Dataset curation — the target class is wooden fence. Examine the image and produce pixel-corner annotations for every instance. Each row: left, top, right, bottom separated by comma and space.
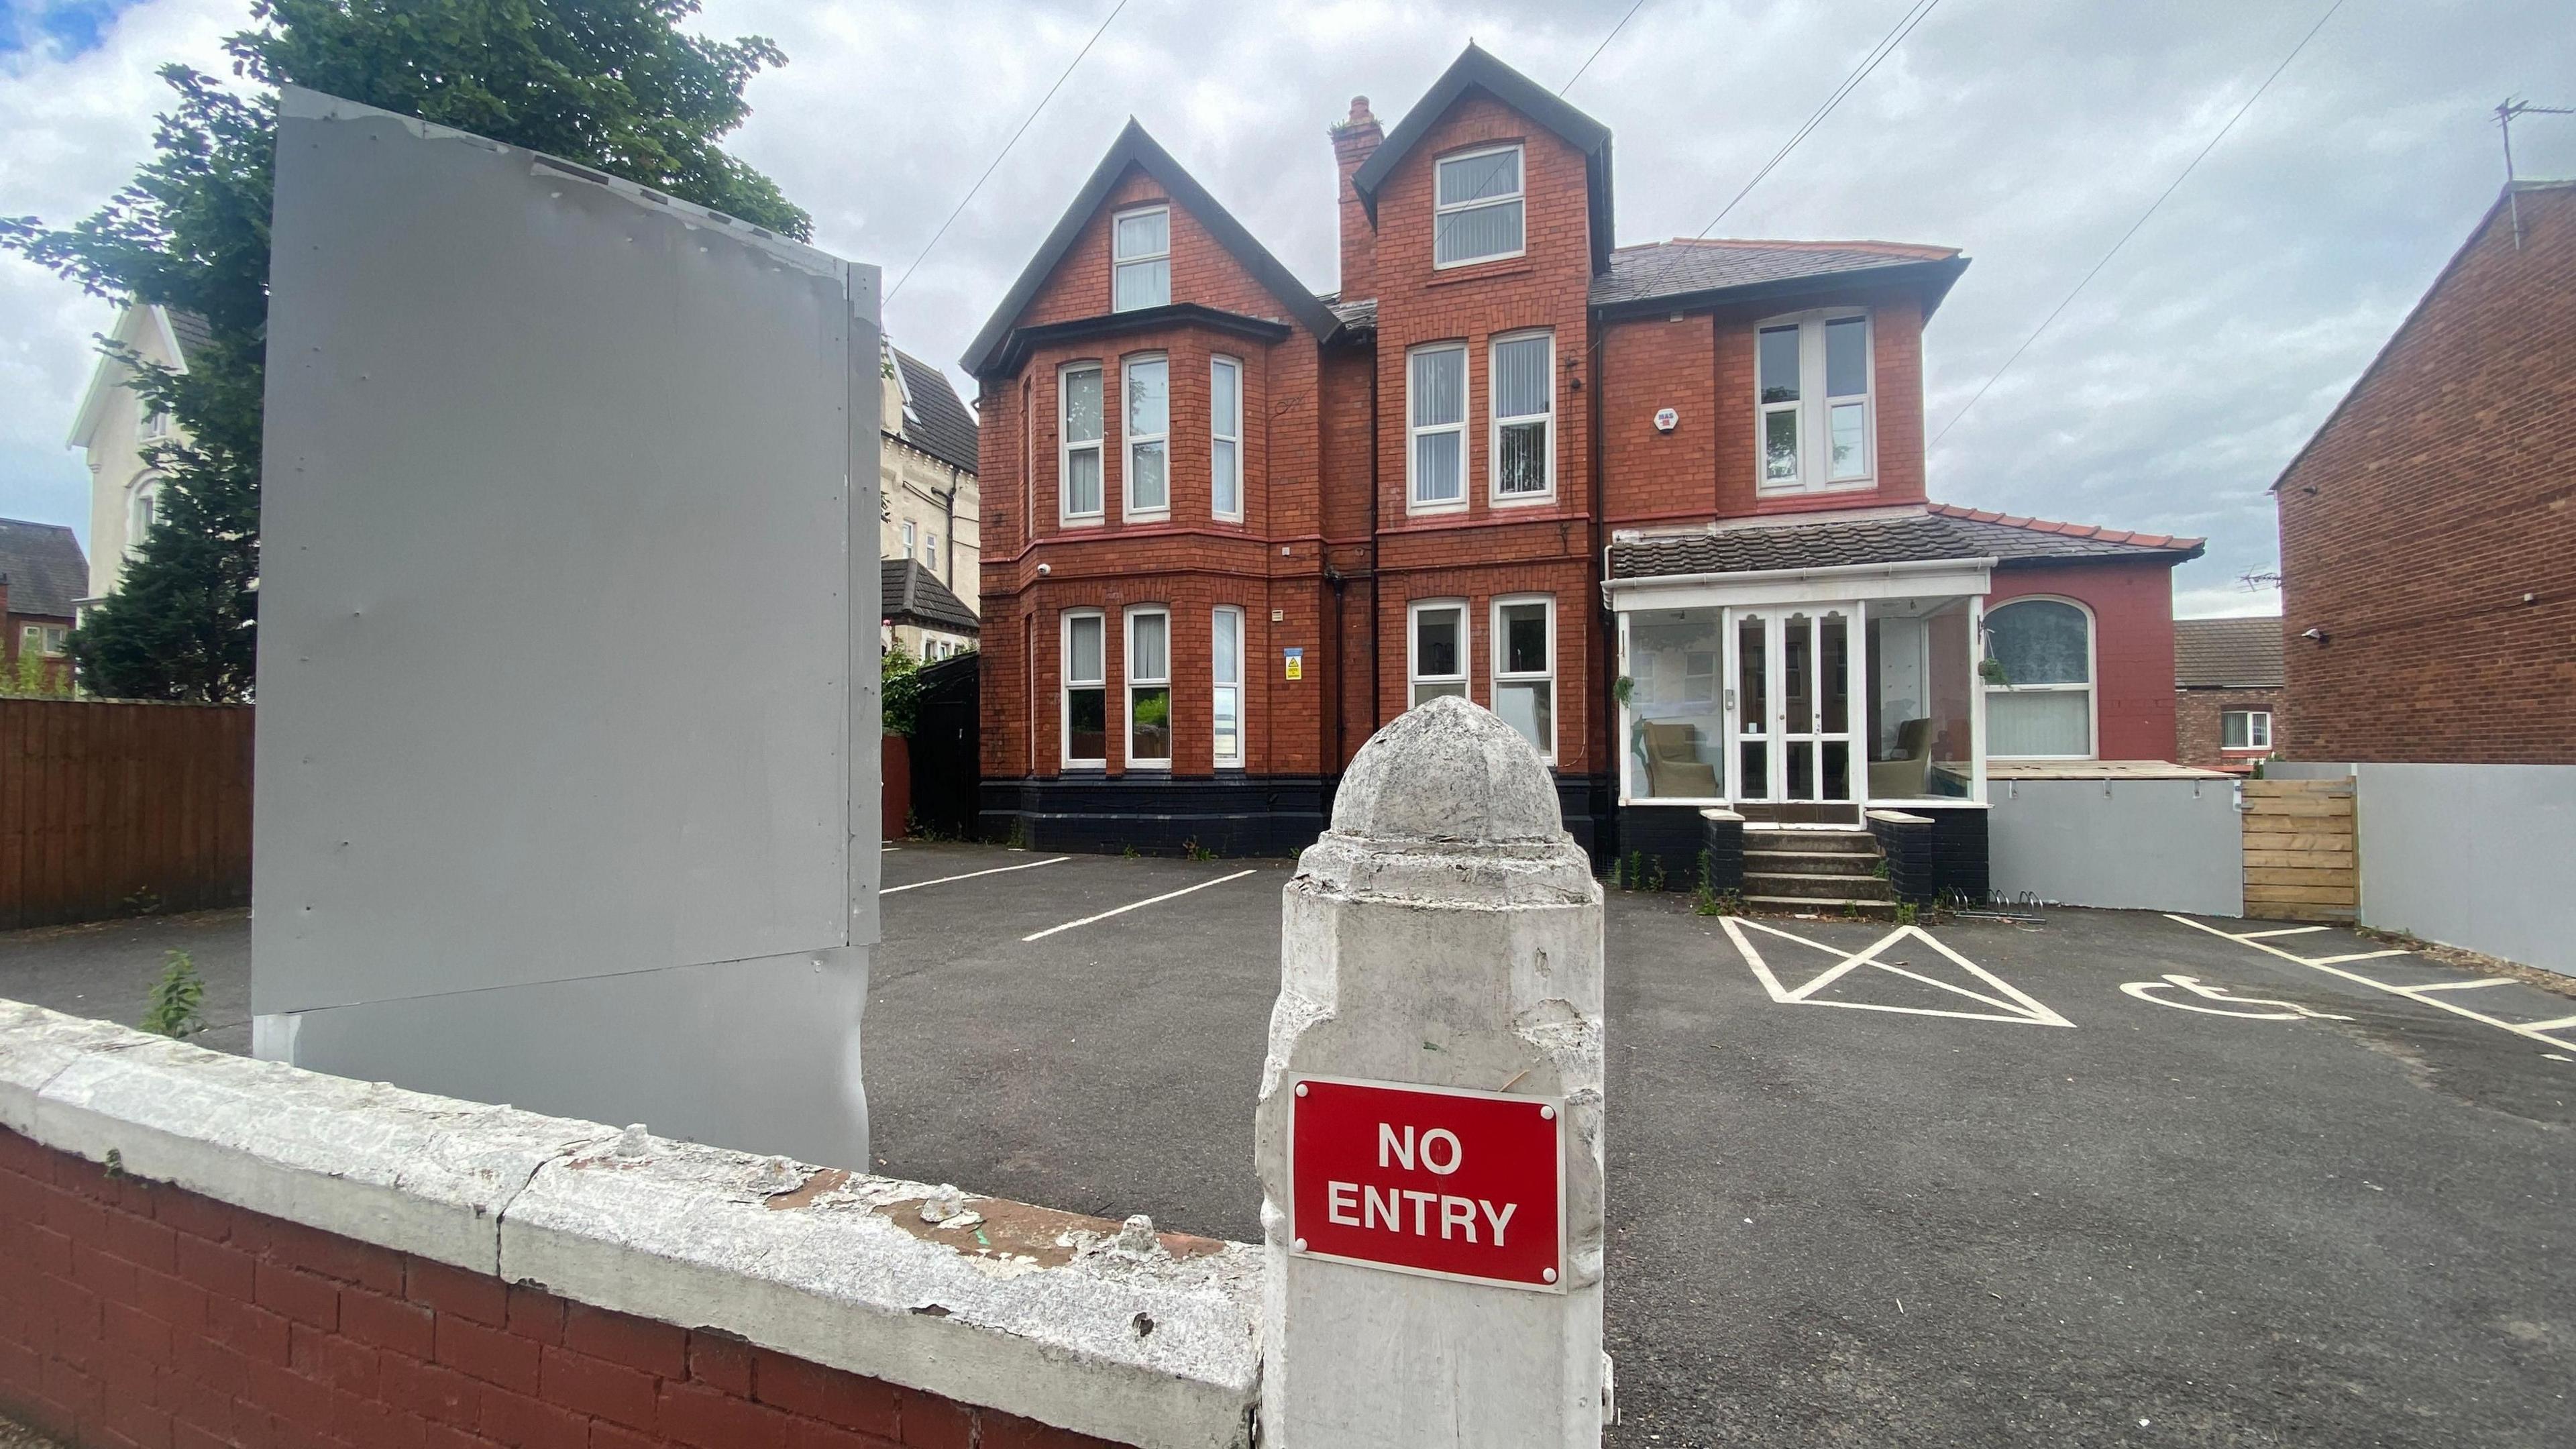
0, 698, 254, 929
2241, 777, 2358, 922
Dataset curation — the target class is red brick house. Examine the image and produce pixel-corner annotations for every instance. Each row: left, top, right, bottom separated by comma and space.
2275, 180, 2576, 764
2174, 616, 2284, 771
966, 44, 2202, 865
1, 518, 87, 692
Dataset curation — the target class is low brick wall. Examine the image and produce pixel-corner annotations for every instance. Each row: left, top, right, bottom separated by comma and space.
0, 1002, 1260, 1449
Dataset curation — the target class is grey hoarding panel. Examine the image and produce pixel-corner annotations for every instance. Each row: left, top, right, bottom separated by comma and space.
2355, 763, 2576, 978
1988, 777, 2244, 917
255, 91, 880, 1165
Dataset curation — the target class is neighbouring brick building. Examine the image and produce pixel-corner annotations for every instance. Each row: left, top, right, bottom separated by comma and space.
2174, 616, 2285, 771
2275, 179, 2576, 765
966, 44, 2202, 862
0, 517, 87, 692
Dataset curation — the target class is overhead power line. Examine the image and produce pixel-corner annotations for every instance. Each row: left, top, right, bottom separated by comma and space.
1695, 0, 1945, 239
1930, 0, 2348, 447
1562, 0, 1649, 96
885, 0, 1130, 305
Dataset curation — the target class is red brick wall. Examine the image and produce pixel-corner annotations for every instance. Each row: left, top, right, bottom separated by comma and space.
2175, 686, 2285, 770
0, 1128, 1127, 1449
2277, 184, 2576, 763
1988, 561, 2179, 762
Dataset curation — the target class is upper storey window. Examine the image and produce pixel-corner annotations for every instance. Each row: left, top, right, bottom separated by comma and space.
1061, 364, 1105, 522
1123, 354, 1170, 520
1491, 331, 1554, 502
1113, 207, 1171, 311
1408, 343, 1468, 511
1758, 311, 1873, 494
1434, 145, 1524, 268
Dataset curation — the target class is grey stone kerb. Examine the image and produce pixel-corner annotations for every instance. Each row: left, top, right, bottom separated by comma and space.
1255, 696, 1607, 1446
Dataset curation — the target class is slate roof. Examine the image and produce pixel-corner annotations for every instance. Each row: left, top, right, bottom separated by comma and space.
0, 518, 89, 619
2174, 617, 2285, 689
166, 309, 213, 359
1592, 238, 1968, 315
881, 557, 978, 635
888, 347, 979, 474
1609, 504, 2202, 580
1326, 297, 1377, 331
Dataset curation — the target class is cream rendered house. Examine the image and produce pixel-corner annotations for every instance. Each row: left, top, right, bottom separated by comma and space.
879, 343, 979, 657
66, 304, 209, 608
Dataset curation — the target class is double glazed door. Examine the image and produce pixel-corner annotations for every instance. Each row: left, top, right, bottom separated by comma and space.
1728, 606, 1857, 804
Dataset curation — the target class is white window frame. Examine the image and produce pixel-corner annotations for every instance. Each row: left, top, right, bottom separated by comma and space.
1407, 599, 1470, 708
1406, 342, 1469, 515
2222, 710, 2273, 752
1488, 329, 1555, 505
1059, 362, 1104, 525
1122, 353, 1171, 522
1754, 308, 1875, 496
902, 520, 917, 557
1490, 594, 1558, 763
142, 408, 172, 441
1982, 595, 2098, 761
1210, 355, 1243, 523
1212, 606, 1245, 769
127, 477, 160, 551
1061, 610, 1108, 771
1432, 143, 1525, 270
1112, 205, 1171, 312
924, 531, 938, 571
1126, 605, 1173, 770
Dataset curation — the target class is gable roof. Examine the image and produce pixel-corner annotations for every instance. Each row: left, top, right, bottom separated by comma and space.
962, 120, 1340, 378
1350, 43, 1616, 274
2273, 180, 2576, 493
887, 346, 979, 474
2174, 617, 2285, 689
66, 303, 203, 450
1593, 238, 1969, 317
1609, 504, 2202, 580
881, 557, 979, 635
0, 518, 90, 619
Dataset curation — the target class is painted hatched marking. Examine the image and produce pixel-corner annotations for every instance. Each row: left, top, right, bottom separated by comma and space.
1719, 918, 2074, 1028
2167, 916, 2576, 1053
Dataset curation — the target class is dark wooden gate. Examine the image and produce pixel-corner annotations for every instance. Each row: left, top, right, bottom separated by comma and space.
906, 653, 981, 840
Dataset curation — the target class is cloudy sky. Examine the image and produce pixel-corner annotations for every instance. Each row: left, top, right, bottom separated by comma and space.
5, 0, 2572, 616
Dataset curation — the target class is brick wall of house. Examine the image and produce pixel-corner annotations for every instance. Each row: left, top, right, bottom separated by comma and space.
1988, 561, 2178, 762
2276, 183, 2576, 764
2176, 686, 2285, 770
0, 1127, 1128, 1449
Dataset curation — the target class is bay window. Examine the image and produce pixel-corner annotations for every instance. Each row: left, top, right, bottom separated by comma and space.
1757, 311, 1873, 493
1491, 331, 1554, 502
1126, 607, 1171, 768
1124, 354, 1169, 519
1409, 600, 1467, 706
1063, 611, 1106, 768
1492, 596, 1556, 761
1408, 343, 1466, 510
1213, 606, 1244, 768
1061, 364, 1103, 521
1984, 598, 2094, 759
1211, 356, 1242, 521
1113, 206, 1170, 311
1434, 144, 1524, 267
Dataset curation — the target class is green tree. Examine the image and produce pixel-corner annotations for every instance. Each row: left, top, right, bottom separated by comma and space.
5, 1, 808, 701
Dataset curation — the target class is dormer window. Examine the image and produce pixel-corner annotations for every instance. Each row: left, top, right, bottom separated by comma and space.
1113, 206, 1171, 311
1756, 310, 1873, 494
1434, 145, 1524, 268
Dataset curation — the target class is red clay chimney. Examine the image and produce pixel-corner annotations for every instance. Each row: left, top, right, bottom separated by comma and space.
1330, 95, 1383, 303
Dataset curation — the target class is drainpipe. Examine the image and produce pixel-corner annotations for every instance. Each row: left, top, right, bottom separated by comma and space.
1366, 349, 1382, 745
1587, 311, 1609, 857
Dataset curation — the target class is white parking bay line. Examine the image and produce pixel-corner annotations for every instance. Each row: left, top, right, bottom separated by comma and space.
2397, 977, 2514, 993
883, 856, 1071, 894
1022, 869, 1258, 942
2168, 916, 2576, 1052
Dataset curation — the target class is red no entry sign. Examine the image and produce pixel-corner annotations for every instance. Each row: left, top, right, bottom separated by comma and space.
1288, 1075, 1566, 1291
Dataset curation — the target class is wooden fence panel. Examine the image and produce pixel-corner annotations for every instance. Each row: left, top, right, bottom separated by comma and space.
2241, 778, 2357, 922
0, 699, 254, 930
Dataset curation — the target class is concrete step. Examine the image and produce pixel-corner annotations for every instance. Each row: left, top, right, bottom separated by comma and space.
1744, 849, 1880, 877
1741, 894, 1902, 917
1743, 871, 1895, 902
1745, 828, 1878, 856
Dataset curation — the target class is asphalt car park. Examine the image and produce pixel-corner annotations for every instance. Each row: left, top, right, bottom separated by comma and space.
5, 845, 2573, 1446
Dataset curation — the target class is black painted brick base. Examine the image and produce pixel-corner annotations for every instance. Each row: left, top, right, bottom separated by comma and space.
1868, 805, 1990, 904
980, 773, 1615, 862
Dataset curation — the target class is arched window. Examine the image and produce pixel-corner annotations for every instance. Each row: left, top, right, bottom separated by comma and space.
1984, 598, 2094, 759
127, 476, 162, 553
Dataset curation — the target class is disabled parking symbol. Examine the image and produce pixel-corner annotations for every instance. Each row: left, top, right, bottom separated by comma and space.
2121, 973, 2353, 1022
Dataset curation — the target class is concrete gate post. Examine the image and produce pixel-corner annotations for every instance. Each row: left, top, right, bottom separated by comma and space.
1255, 696, 1607, 1446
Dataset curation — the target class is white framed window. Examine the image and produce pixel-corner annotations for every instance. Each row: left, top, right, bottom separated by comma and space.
1210, 356, 1243, 521
1408, 600, 1468, 708
1060, 363, 1104, 523
1756, 310, 1874, 494
1491, 595, 1556, 761
1063, 610, 1107, 769
1983, 597, 2095, 759
902, 520, 917, 557
1490, 331, 1554, 502
924, 532, 939, 571
127, 479, 160, 549
1407, 343, 1467, 511
2222, 710, 2272, 751
1126, 606, 1172, 769
1212, 606, 1244, 768
1112, 206, 1171, 311
1433, 144, 1524, 268
142, 409, 172, 441
1122, 354, 1169, 519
